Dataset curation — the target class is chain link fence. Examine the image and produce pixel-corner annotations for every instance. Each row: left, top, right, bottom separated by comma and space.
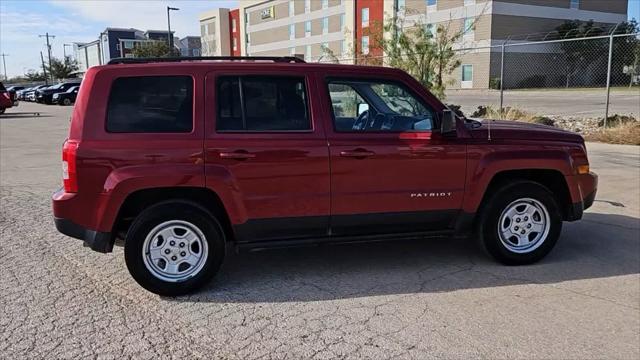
318, 32, 639, 127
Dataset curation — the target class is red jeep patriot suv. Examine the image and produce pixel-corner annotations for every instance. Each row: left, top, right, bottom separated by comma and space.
53, 56, 597, 296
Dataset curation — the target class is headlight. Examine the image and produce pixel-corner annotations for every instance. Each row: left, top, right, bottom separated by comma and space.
53, 94, 59, 99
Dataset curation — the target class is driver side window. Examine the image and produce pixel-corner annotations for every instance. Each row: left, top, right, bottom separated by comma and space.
327, 79, 434, 133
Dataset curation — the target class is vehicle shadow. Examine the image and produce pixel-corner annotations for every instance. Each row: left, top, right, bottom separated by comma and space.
0, 112, 51, 119
171, 211, 639, 303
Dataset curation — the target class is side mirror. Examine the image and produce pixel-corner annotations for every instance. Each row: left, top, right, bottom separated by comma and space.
440, 109, 457, 134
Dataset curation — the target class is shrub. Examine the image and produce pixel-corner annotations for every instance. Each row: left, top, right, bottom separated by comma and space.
489, 77, 501, 90
585, 120, 640, 145
445, 103, 465, 117
530, 116, 555, 126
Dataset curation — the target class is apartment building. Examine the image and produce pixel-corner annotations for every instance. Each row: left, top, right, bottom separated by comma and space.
200, 0, 628, 88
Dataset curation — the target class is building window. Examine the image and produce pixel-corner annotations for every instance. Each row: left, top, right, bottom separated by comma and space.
322, 0, 329, 9
232, 18, 237, 32
305, 0, 310, 13
464, 18, 474, 34
464, 0, 475, 6
200, 25, 206, 37
305, 45, 312, 61
124, 40, 134, 49
323, 17, 329, 34
361, 36, 369, 55
116, 43, 121, 51
427, 0, 437, 6
340, 13, 345, 29
233, 37, 237, 51
290, 47, 295, 56
462, 65, 473, 82
570, 0, 579, 9
305, 20, 311, 37
289, 0, 295, 16
397, 0, 405, 11
193, 48, 201, 56
340, 40, 346, 55
290, 24, 296, 40
361, 8, 369, 28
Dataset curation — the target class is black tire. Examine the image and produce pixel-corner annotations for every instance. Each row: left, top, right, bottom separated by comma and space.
62, 98, 71, 106
124, 201, 225, 296
0, 108, 5, 114
477, 181, 562, 265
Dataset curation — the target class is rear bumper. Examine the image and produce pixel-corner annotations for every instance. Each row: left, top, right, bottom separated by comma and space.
54, 217, 113, 253
52, 188, 114, 253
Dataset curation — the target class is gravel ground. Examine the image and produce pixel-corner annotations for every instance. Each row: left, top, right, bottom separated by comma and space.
1, 103, 639, 359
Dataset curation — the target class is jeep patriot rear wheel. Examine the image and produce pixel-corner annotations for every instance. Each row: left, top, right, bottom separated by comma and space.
478, 181, 562, 265
124, 201, 225, 296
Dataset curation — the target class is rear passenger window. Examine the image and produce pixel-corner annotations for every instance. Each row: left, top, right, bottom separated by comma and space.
106, 76, 193, 133
217, 76, 310, 131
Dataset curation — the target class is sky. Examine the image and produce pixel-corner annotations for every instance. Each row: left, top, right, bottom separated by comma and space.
0, 0, 638, 78
0, 0, 238, 77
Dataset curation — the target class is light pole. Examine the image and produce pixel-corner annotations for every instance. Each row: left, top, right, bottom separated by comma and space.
63, 44, 73, 59
0, 53, 8, 80
167, 6, 179, 53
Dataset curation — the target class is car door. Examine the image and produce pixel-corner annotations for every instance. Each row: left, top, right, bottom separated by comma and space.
204, 69, 330, 244
321, 73, 467, 236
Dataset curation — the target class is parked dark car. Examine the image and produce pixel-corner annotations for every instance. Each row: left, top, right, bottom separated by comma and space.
52, 86, 80, 106
24, 85, 49, 101
52, 56, 597, 296
37, 82, 80, 104
6, 86, 25, 105
4, 86, 23, 106
0, 82, 13, 114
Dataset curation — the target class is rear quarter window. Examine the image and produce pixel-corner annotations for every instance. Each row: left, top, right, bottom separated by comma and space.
106, 76, 193, 133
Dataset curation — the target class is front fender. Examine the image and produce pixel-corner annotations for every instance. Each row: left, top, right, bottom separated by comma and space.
462, 146, 573, 213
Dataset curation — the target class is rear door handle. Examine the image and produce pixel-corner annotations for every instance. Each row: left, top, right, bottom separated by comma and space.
219, 151, 256, 160
340, 149, 376, 158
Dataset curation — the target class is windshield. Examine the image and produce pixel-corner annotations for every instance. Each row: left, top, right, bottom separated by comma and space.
51, 84, 64, 89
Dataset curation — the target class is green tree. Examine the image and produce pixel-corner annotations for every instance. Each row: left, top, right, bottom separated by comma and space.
24, 69, 47, 82
46, 57, 79, 80
131, 41, 180, 58
375, 15, 471, 99
555, 20, 606, 87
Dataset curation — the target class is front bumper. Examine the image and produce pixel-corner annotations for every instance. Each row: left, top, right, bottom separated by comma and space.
54, 217, 114, 253
566, 172, 598, 221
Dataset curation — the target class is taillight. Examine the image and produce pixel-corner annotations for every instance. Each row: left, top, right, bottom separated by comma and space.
1, 92, 9, 100
62, 140, 78, 192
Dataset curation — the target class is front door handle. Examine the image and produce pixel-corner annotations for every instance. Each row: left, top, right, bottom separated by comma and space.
340, 149, 376, 158
219, 151, 256, 160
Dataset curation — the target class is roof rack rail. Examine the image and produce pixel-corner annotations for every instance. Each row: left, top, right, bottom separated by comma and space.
107, 56, 306, 65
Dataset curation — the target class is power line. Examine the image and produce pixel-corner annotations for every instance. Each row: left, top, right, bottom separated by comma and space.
39, 32, 55, 82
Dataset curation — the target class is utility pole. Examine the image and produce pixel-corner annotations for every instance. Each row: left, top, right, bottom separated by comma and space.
40, 51, 49, 85
0, 53, 8, 81
39, 32, 55, 82
167, 6, 179, 52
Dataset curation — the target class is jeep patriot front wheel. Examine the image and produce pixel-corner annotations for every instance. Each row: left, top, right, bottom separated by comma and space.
478, 181, 562, 265
124, 201, 225, 296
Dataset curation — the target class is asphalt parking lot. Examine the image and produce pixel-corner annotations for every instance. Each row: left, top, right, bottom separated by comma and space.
1, 102, 639, 359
